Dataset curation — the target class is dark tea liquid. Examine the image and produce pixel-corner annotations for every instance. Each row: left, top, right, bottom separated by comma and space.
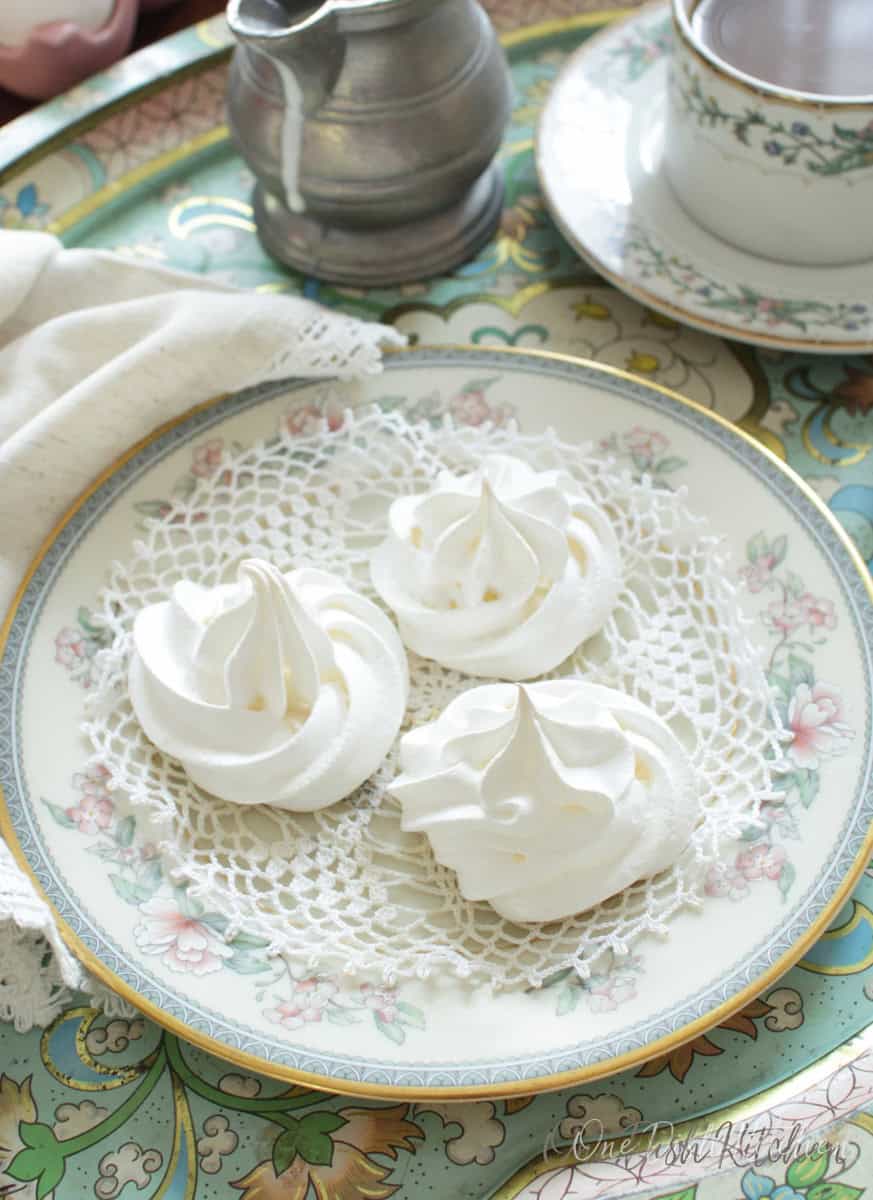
690, 0, 873, 96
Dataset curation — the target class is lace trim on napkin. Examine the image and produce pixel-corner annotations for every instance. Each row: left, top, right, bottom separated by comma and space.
0, 841, 83, 1030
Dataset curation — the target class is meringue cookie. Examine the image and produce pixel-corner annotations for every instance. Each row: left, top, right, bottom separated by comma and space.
129, 559, 408, 810
370, 454, 621, 679
390, 680, 697, 922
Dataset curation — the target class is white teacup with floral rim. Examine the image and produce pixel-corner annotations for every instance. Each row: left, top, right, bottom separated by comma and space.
664, 0, 873, 267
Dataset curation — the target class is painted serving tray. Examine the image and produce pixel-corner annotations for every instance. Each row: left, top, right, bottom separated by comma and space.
2, 8, 873, 1194
2, 346, 872, 1097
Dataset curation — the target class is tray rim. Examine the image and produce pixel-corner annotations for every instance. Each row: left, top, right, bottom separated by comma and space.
2, 343, 871, 1100
493, 1025, 873, 1197
0, 8, 633, 185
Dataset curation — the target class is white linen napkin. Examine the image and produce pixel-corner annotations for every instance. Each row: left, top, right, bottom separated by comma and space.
0, 230, 403, 1029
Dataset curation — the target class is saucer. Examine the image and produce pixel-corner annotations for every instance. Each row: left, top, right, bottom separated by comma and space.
536, 4, 873, 353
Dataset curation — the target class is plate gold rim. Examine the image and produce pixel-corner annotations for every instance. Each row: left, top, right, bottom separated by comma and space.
534, 1, 873, 355
1, 343, 871, 1101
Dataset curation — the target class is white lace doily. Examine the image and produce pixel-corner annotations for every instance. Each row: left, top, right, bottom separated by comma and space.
84, 408, 786, 990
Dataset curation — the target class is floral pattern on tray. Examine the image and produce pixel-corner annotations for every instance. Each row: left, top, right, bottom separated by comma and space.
2, 8, 872, 1194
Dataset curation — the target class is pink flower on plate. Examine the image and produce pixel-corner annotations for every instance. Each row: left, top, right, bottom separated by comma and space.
449, 387, 504, 428
73, 762, 111, 797
191, 438, 224, 478
65, 791, 113, 835
762, 599, 806, 635
134, 892, 233, 976
704, 864, 750, 901
285, 397, 344, 438
760, 801, 794, 836
264, 976, 338, 1029
736, 843, 786, 881
66, 764, 113, 833
797, 593, 837, 633
55, 626, 86, 668
359, 983, 399, 1024
623, 426, 668, 459
739, 554, 777, 593
787, 682, 853, 769
586, 969, 638, 1013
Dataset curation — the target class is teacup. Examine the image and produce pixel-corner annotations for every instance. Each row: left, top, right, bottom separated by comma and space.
664, 0, 873, 266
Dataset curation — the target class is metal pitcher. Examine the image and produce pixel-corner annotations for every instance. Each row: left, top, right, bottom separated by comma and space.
226, 0, 512, 286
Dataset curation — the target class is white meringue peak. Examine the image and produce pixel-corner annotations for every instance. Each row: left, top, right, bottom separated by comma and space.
370, 454, 621, 679
390, 680, 697, 922
129, 559, 408, 810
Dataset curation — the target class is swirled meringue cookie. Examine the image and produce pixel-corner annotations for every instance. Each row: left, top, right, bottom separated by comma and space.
129, 559, 408, 810
370, 454, 621, 679
390, 680, 697, 922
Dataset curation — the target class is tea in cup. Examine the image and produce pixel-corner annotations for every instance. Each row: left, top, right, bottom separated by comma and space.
665, 0, 873, 265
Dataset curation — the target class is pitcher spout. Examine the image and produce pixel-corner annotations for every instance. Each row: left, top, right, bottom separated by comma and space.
226, 0, 345, 115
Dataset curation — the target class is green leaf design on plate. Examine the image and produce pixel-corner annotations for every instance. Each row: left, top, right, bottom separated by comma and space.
134, 499, 170, 519
788, 655, 815, 688
76, 606, 103, 635
42, 799, 75, 829
109, 874, 160, 906
556, 984, 581, 1016
779, 861, 797, 898
770, 534, 788, 565
396, 1001, 426, 1029
797, 769, 820, 809
114, 815, 135, 848
375, 1015, 406, 1044
140, 858, 163, 888
325, 1007, 359, 1025
785, 569, 805, 598
740, 824, 764, 842
747, 531, 768, 562
226, 950, 271, 976
227, 931, 270, 950
655, 455, 687, 475
85, 844, 125, 864
460, 376, 499, 394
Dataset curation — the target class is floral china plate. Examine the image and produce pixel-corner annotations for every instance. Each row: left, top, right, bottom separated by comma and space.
1, 347, 871, 1098
536, 4, 873, 353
